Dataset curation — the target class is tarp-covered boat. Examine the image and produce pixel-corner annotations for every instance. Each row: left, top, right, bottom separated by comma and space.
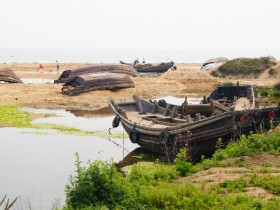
62, 72, 135, 95
55, 64, 138, 83
0, 68, 22, 83
109, 83, 280, 160
120, 61, 175, 73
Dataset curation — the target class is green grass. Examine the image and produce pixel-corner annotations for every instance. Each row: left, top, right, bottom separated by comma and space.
214, 57, 277, 77
63, 131, 280, 209
0, 103, 125, 138
0, 104, 33, 127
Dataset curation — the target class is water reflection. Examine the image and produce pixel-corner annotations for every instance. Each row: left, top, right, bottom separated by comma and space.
2, 97, 202, 209
0, 108, 138, 210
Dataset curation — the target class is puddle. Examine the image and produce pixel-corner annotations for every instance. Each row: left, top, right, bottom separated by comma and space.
21, 78, 54, 84
1, 108, 138, 210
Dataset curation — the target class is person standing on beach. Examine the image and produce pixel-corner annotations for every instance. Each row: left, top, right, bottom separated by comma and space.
39, 64, 44, 73
56, 60, 59, 73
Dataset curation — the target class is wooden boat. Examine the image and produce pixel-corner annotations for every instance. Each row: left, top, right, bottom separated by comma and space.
0, 68, 22, 83
62, 72, 135, 95
119, 61, 175, 73
109, 84, 280, 160
55, 64, 138, 83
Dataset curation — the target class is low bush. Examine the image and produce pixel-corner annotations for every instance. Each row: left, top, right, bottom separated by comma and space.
63, 131, 280, 209
217, 57, 277, 77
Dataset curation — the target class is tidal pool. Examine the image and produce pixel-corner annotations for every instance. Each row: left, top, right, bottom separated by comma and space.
0, 108, 138, 210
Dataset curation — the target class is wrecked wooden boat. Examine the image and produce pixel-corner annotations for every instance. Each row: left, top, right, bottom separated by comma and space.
120, 61, 175, 73
109, 84, 280, 159
55, 64, 138, 83
0, 68, 22, 83
62, 72, 135, 95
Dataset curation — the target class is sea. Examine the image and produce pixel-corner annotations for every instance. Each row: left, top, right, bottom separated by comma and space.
0, 48, 279, 63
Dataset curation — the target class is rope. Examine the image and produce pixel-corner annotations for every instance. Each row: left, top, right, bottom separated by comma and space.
92, 127, 130, 153
92, 127, 113, 134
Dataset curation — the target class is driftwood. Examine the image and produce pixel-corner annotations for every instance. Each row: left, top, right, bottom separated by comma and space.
0, 68, 22, 83
55, 64, 138, 83
62, 72, 134, 95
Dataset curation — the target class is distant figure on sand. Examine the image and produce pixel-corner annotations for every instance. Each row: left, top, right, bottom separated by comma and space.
39, 64, 44, 73
56, 60, 59, 73
142, 58, 145, 64
133, 58, 139, 66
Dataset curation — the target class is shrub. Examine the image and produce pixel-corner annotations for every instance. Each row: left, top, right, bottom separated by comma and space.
65, 153, 130, 209
174, 148, 194, 176
217, 57, 277, 77
210, 70, 220, 77
268, 68, 277, 77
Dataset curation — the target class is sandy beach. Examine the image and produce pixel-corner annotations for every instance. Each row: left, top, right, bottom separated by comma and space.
0, 62, 279, 110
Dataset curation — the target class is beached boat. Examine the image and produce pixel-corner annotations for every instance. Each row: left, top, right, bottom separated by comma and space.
55, 64, 138, 83
119, 61, 175, 73
109, 84, 280, 159
0, 68, 22, 83
62, 72, 135, 95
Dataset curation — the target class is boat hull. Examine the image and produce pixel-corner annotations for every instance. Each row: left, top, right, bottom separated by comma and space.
119, 107, 279, 159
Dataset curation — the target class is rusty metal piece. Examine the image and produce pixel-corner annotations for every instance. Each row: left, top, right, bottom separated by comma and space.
54, 64, 138, 83
61, 72, 135, 95
0, 68, 22, 83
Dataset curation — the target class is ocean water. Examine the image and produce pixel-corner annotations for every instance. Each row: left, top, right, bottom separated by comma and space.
1, 48, 278, 63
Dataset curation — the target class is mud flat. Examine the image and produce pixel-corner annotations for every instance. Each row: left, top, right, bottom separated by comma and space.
0, 62, 279, 110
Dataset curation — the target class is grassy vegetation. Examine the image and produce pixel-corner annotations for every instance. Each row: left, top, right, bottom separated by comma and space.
63, 130, 280, 209
212, 57, 277, 77
0, 103, 125, 138
254, 82, 280, 104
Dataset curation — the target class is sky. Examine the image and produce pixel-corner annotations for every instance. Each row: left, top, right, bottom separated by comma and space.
0, 0, 280, 54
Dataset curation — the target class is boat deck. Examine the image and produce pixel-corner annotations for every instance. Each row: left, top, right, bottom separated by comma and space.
126, 111, 185, 128
234, 98, 252, 110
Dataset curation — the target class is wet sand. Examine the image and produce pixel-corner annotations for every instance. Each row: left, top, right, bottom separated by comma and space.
0, 62, 279, 110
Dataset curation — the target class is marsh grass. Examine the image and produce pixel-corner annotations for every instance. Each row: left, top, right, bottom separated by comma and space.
0, 104, 125, 138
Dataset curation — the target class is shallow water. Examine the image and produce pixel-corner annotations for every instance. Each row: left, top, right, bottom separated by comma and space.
0, 108, 138, 210
21, 78, 54, 84
1, 97, 203, 209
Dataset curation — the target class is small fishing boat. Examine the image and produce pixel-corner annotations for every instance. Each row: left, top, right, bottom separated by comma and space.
55, 64, 138, 83
109, 83, 280, 160
120, 61, 175, 73
0, 68, 22, 83
62, 72, 135, 95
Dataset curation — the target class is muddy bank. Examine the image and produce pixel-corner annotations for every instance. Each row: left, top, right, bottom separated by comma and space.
0, 63, 279, 110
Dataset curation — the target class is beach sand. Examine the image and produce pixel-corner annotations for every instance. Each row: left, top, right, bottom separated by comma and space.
0, 62, 279, 110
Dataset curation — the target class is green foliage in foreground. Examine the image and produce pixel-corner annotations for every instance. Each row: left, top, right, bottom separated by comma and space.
64, 131, 280, 209
215, 57, 277, 77
196, 132, 280, 170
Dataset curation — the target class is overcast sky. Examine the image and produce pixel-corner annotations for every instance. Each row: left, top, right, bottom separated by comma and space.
0, 0, 279, 53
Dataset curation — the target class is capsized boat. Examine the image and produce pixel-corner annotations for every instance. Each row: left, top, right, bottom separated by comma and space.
55, 64, 138, 83
120, 61, 175, 73
62, 72, 135, 95
109, 84, 280, 159
0, 68, 22, 83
